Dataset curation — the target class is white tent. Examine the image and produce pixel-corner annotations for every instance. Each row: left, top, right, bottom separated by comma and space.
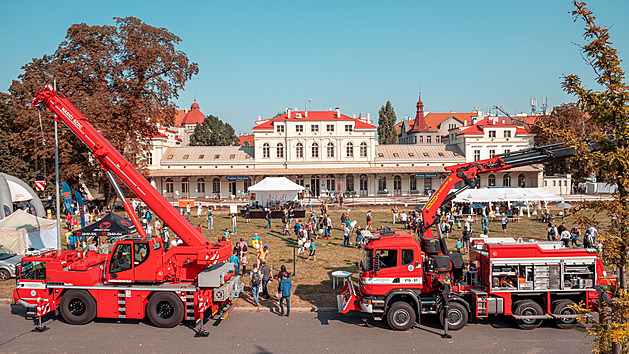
248, 177, 305, 207
0, 210, 58, 254
453, 187, 563, 203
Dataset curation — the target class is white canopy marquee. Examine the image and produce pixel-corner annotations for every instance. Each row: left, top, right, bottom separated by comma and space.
248, 177, 305, 207
453, 187, 563, 217
453, 187, 563, 203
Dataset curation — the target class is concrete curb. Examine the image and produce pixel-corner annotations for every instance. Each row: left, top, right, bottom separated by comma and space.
0, 298, 336, 313
234, 306, 336, 313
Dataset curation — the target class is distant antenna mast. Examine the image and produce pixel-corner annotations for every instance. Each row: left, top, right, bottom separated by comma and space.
530, 98, 537, 114
541, 96, 548, 114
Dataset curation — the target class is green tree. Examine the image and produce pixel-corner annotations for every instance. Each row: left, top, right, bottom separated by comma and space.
0, 92, 34, 181
189, 115, 237, 146
532, 103, 599, 182
556, 2, 629, 352
9, 17, 198, 208
378, 101, 398, 144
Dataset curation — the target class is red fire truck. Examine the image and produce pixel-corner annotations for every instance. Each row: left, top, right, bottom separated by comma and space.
13, 86, 242, 336
338, 142, 616, 331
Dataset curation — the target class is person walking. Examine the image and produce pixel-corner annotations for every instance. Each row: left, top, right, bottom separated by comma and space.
162, 227, 170, 250
228, 250, 240, 276
260, 260, 271, 299
560, 228, 571, 247
207, 208, 214, 229
306, 241, 316, 261
231, 213, 238, 234
186, 203, 191, 220
366, 211, 372, 230
264, 210, 272, 229
501, 215, 509, 234
343, 224, 350, 247
279, 272, 292, 317
250, 264, 262, 306
197, 204, 202, 218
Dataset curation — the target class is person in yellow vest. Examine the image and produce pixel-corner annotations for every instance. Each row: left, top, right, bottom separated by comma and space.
258, 245, 268, 268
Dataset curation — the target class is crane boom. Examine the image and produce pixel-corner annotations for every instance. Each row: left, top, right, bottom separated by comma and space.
32, 85, 208, 248
420, 142, 592, 238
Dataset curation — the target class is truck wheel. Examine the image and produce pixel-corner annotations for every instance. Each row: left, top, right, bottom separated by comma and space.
59, 290, 97, 325
553, 300, 578, 329
439, 301, 469, 331
514, 300, 543, 330
387, 302, 416, 331
0, 269, 10, 281
147, 292, 184, 328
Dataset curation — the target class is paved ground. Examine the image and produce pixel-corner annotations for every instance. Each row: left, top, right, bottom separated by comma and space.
0, 304, 592, 353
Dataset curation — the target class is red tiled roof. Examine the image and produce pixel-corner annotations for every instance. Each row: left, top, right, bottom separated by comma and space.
237, 134, 254, 146
174, 110, 186, 126
397, 112, 480, 133
252, 111, 376, 130
456, 118, 534, 136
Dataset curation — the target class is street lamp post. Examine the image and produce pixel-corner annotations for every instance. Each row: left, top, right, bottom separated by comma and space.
43, 69, 62, 251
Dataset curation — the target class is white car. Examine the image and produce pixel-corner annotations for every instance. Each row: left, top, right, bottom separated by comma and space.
0, 245, 22, 281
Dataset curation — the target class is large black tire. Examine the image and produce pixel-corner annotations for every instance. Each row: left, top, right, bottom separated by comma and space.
553, 299, 578, 329
439, 301, 469, 331
514, 300, 544, 330
147, 292, 184, 328
386, 302, 416, 331
0, 269, 10, 281
59, 290, 97, 325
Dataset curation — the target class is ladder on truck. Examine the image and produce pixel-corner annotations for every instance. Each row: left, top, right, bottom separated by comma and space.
471, 289, 488, 318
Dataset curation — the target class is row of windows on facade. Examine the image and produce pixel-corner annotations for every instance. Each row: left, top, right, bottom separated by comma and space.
162, 173, 527, 195
262, 142, 368, 158
449, 130, 513, 142
400, 135, 441, 144
276, 124, 354, 133
473, 149, 511, 160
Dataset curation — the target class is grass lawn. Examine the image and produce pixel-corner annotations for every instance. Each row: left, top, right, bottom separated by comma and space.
0, 205, 607, 310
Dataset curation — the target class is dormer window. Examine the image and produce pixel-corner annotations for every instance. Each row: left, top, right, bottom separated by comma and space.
167, 155, 173, 159
408, 152, 414, 157
393, 153, 399, 157
198, 154, 204, 159
423, 152, 429, 157
230, 154, 236, 159
438, 152, 445, 157
378, 153, 384, 157
214, 154, 220, 159
183, 155, 189, 159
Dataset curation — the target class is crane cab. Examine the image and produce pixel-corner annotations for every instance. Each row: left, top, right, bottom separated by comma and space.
106, 237, 164, 284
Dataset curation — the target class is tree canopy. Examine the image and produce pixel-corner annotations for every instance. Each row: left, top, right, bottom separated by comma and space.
555, 2, 629, 352
189, 115, 237, 146
377, 101, 398, 144
8, 17, 198, 205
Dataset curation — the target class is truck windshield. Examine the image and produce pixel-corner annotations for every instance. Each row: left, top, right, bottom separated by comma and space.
363, 250, 373, 272
0, 245, 16, 260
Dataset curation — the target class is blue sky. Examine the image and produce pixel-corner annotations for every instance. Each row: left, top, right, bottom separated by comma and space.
2, 0, 628, 134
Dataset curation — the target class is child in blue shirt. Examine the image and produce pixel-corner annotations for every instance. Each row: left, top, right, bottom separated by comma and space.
456, 239, 462, 253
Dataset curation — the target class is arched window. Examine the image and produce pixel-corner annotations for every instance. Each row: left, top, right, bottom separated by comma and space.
311, 143, 319, 158
165, 178, 174, 193
181, 178, 189, 194
503, 174, 511, 187
326, 174, 335, 191
212, 178, 221, 194
197, 178, 205, 194
360, 142, 368, 157
393, 175, 401, 194
346, 142, 354, 157
346, 174, 354, 192
262, 143, 270, 158
378, 176, 387, 192
518, 174, 526, 188
409, 175, 417, 191
296, 142, 303, 158
327, 142, 335, 158
488, 174, 496, 187
360, 174, 368, 195
277, 143, 284, 158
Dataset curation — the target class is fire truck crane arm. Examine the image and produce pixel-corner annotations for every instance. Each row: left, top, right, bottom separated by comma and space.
31, 85, 208, 248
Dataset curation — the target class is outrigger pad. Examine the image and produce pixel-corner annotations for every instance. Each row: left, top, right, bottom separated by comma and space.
194, 329, 209, 337
32, 325, 48, 333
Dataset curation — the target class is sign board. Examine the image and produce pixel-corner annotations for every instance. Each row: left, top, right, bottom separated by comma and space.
414, 173, 438, 178
34, 180, 46, 192
229, 205, 238, 214
226, 176, 250, 181
178, 199, 195, 208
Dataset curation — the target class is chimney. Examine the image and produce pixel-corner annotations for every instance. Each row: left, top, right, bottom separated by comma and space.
464, 120, 468, 126
471, 117, 477, 124
502, 120, 505, 124
287, 108, 292, 119
353, 114, 356, 118
366, 113, 371, 123
336, 108, 341, 118
304, 111, 308, 118
257, 115, 262, 121
329, 108, 333, 111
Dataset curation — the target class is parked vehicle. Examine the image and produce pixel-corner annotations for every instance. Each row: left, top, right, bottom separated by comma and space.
0, 245, 22, 281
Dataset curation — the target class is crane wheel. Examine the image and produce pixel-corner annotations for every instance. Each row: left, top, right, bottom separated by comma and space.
147, 292, 184, 328
439, 301, 469, 331
59, 290, 97, 325
552, 299, 578, 329
386, 302, 416, 331
514, 300, 543, 330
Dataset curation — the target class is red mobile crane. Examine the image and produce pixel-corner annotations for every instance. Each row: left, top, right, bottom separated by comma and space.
338, 142, 616, 332
13, 85, 242, 336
